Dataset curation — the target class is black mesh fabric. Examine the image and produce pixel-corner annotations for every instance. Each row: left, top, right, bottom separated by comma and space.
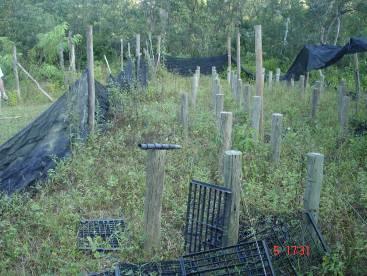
283, 37, 367, 80
0, 71, 109, 194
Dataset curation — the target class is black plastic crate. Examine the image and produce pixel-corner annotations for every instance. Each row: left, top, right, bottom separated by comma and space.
180, 240, 275, 275
238, 212, 329, 275
184, 180, 232, 254
77, 218, 125, 251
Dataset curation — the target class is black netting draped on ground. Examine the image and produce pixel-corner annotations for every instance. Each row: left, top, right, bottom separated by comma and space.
0, 71, 109, 195
283, 37, 367, 81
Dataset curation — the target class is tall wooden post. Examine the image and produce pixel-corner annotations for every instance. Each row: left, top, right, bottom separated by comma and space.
86, 25, 95, 132
236, 31, 241, 79
120, 38, 124, 71
12, 46, 20, 98
227, 35, 231, 83
270, 113, 283, 163
255, 25, 264, 141
268, 71, 273, 90
275, 68, 280, 83
251, 96, 262, 140
311, 83, 320, 120
215, 94, 224, 127
304, 152, 324, 223
354, 53, 361, 111
144, 150, 166, 256
223, 150, 242, 246
219, 112, 233, 177
242, 84, 251, 114
180, 93, 189, 139
340, 96, 350, 137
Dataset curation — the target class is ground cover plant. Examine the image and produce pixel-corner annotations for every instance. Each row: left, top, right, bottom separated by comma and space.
0, 58, 366, 275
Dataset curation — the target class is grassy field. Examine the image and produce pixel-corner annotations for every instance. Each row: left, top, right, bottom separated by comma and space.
0, 68, 366, 275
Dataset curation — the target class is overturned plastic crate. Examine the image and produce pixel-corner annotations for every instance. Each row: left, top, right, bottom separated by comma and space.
184, 180, 232, 253
238, 212, 329, 275
77, 218, 125, 251
180, 240, 275, 275
88, 260, 182, 276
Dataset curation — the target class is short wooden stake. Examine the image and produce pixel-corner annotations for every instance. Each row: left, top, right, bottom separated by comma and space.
128, 42, 131, 58
227, 35, 231, 83
86, 25, 95, 132
215, 94, 224, 127
268, 71, 273, 90
223, 150, 242, 246
311, 82, 320, 120
156, 35, 161, 68
255, 25, 264, 141
12, 46, 20, 98
291, 77, 295, 88
270, 113, 283, 163
144, 150, 166, 256
299, 75, 305, 97
213, 77, 220, 109
251, 96, 262, 140
219, 112, 233, 177
242, 84, 251, 114
180, 93, 189, 139
304, 152, 324, 223
340, 96, 350, 137
275, 68, 280, 83
191, 74, 198, 108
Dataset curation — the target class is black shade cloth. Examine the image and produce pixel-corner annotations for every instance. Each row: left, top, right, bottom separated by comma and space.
283, 37, 367, 81
0, 71, 109, 195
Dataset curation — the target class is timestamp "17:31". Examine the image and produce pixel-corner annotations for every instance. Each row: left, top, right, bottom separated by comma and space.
273, 245, 310, 256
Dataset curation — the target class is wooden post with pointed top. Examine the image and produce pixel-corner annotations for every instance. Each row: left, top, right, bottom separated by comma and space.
219, 112, 233, 177
222, 150, 242, 246
12, 46, 20, 98
304, 152, 324, 224
227, 35, 231, 83
255, 25, 264, 141
87, 25, 95, 132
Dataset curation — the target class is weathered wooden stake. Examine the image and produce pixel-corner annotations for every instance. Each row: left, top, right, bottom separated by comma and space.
223, 150, 242, 246
275, 68, 280, 83
68, 31, 76, 72
340, 96, 350, 137
304, 152, 324, 223
299, 75, 305, 97
219, 112, 233, 177
255, 25, 264, 141
242, 84, 251, 114
180, 93, 189, 139
156, 35, 161, 68
144, 150, 166, 256
215, 94, 224, 127
86, 25, 95, 132
268, 71, 273, 90
227, 35, 231, 83
291, 77, 295, 88
270, 113, 283, 163
251, 96, 262, 140
12, 46, 20, 98
58, 47, 65, 71
236, 31, 241, 79
311, 83, 320, 120
128, 42, 131, 58
136, 34, 141, 81
191, 74, 198, 108
236, 78, 242, 103
120, 38, 124, 71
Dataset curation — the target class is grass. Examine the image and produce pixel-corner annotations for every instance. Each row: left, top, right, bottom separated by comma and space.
0, 67, 367, 275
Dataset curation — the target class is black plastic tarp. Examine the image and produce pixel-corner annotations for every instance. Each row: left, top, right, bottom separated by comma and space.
0, 71, 109, 195
283, 37, 367, 80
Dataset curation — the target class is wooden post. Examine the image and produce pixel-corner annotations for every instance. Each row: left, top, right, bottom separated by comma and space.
236, 31, 241, 79
236, 78, 242, 103
128, 42, 131, 58
144, 150, 166, 256
320, 74, 325, 94
215, 94, 224, 127
291, 77, 295, 88
304, 152, 324, 223
191, 74, 198, 108
270, 113, 283, 163
311, 83, 320, 120
156, 35, 161, 68
340, 96, 350, 137
255, 25, 264, 141
354, 53, 361, 111
306, 72, 310, 88
17, 63, 53, 102
148, 32, 154, 61
251, 96, 262, 140
12, 46, 20, 98
87, 25, 95, 132
338, 79, 346, 123
299, 75, 305, 97
268, 71, 273, 90
180, 93, 189, 139
242, 84, 251, 114
227, 35, 231, 83
275, 68, 280, 83
136, 34, 141, 81
68, 31, 76, 72
223, 150, 242, 246
58, 47, 65, 71
219, 112, 233, 177
120, 38, 124, 71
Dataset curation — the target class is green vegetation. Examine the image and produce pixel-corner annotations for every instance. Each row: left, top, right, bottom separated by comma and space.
0, 62, 366, 274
